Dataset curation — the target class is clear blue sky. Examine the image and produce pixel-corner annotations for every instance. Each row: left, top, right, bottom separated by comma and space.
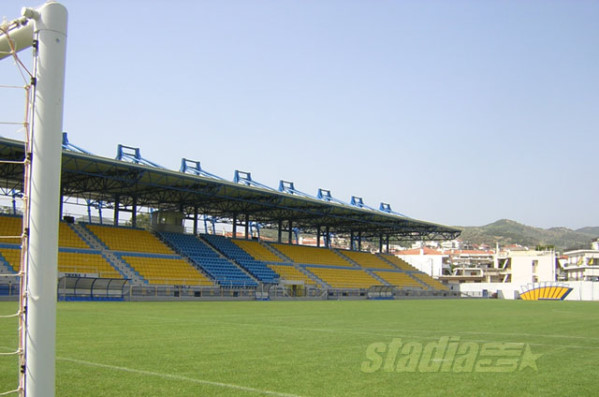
1, 1, 598, 229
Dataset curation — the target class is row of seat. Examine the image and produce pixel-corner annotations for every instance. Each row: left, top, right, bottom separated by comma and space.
412, 272, 448, 291
271, 243, 353, 267
233, 239, 283, 262
0, 216, 92, 249
85, 224, 174, 255
203, 235, 280, 283
59, 222, 90, 249
268, 264, 317, 286
340, 250, 395, 270
0, 215, 23, 245
120, 255, 212, 286
373, 270, 423, 289
159, 232, 257, 288
238, 243, 443, 290
1, 248, 122, 278
0, 215, 447, 291
379, 254, 418, 271
306, 266, 381, 289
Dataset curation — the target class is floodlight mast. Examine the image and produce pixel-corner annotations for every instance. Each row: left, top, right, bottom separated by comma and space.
0, 2, 68, 397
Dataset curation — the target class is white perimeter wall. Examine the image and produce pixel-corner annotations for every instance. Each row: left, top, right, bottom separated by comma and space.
454, 281, 599, 301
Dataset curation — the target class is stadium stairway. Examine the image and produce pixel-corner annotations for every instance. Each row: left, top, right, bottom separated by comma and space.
378, 254, 418, 272
264, 243, 339, 287
411, 272, 449, 291
362, 268, 391, 286
101, 250, 144, 283
262, 243, 298, 263
296, 264, 329, 288
56, 249, 124, 278
158, 232, 257, 288
303, 265, 381, 289
268, 243, 354, 267
0, 251, 17, 275
70, 223, 145, 284
373, 270, 425, 290
299, 266, 331, 288
258, 241, 290, 262
233, 239, 287, 263
197, 235, 260, 286
70, 223, 108, 250
267, 262, 325, 288
260, 243, 328, 284
409, 274, 434, 290
334, 250, 391, 286
117, 253, 214, 286
332, 249, 360, 268
201, 235, 279, 284
334, 250, 361, 268
377, 253, 448, 291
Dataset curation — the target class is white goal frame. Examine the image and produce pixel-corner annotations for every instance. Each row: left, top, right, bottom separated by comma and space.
0, 2, 68, 396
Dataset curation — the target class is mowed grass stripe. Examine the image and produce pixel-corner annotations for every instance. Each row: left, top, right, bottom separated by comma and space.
0, 300, 598, 396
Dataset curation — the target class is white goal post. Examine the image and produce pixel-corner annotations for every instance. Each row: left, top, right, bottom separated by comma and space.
0, 2, 67, 397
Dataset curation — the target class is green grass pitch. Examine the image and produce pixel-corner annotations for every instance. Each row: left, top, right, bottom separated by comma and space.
1, 299, 598, 396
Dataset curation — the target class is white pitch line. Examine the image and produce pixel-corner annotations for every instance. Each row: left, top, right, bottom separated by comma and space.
57, 357, 303, 397
218, 321, 599, 346
455, 330, 599, 342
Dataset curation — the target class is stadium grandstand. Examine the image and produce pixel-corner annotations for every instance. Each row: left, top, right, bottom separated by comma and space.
0, 135, 461, 300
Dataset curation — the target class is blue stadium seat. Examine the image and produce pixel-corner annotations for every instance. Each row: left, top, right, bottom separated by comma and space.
202, 235, 280, 284
158, 232, 257, 288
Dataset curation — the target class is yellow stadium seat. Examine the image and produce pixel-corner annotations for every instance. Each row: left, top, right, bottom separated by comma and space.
86, 224, 174, 254
271, 244, 353, 267
306, 267, 381, 289
268, 264, 316, 286
374, 271, 423, 289
234, 239, 283, 262
58, 222, 89, 249
0, 216, 23, 245
122, 256, 213, 286
411, 272, 448, 291
58, 252, 121, 278
0, 248, 21, 272
1, 247, 122, 279
341, 250, 394, 270
379, 254, 418, 271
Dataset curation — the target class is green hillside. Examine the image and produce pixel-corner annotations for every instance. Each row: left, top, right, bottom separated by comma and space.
457, 219, 598, 251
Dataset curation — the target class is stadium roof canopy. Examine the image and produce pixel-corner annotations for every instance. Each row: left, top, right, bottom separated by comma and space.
0, 136, 461, 242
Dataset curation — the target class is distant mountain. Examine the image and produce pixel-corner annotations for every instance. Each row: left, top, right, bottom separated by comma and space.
456, 219, 599, 251
577, 226, 599, 236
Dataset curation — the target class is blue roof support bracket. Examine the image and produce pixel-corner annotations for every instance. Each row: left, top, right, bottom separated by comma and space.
233, 170, 276, 191
317, 188, 350, 206
180, 158, 224, 180
250, 221, 263, 239
11, 189, 22, 215
317, 188, 333, 201
279, 180, 319, 200
203, 215, 217, 234
351, 196, 377, 211
292, 227, 300, 245
116, 144, 165, 169
86, 199, 113, 224
379, 202, 409, 218
62, 132, 93, 155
